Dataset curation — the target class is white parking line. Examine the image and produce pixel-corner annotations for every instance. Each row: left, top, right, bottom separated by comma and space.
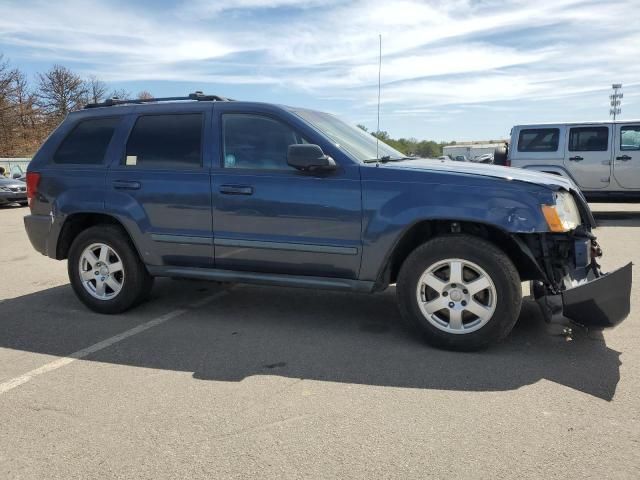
0, 290, 229, 396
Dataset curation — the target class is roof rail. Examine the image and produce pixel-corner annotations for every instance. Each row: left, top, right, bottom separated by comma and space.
84, 91, 233, 109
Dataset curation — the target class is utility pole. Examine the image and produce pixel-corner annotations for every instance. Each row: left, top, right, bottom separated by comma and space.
610, 84, 623, 121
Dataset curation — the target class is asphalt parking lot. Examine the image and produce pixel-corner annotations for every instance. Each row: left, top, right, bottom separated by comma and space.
1, 203, 639, 479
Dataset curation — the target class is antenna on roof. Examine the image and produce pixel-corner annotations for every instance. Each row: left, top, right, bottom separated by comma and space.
376, 34, 382, 160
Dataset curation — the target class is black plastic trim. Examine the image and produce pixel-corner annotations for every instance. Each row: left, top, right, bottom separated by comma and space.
148, 265, 375, 292
214, 238, 359, 255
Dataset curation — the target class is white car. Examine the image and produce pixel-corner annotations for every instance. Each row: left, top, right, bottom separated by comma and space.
506, 121, 640, 200
472, 153, 493, 164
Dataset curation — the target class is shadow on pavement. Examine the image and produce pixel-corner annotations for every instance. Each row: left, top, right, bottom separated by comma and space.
0, 203, 27, 209
0, 280, 622, 401
593, 210, 640, 227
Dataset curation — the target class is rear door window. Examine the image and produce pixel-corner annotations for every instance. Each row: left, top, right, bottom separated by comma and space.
620, 126, 640, 151
54, 117, 120, 164
568, 126, 609, 151
517, 128, 560, 152
125, 114, 203, 169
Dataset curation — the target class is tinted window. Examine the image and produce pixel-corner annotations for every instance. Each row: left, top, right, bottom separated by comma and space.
54, 117, 119, 164
568, 127, 609, 151
223, 114, 304, 170
125, 114, 202, 168
621, 126, 640, 151
517, 128, 560, 152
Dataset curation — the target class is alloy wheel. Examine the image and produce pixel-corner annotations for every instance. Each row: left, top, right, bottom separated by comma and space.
416, 258, 497, 334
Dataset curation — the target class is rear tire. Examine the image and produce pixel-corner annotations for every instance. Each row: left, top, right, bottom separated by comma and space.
68, 225, 153, 314
396, 235, 522, 351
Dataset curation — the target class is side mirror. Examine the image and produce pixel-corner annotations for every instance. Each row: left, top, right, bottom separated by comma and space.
12, 173, 21, 179
287, 144, 336, 172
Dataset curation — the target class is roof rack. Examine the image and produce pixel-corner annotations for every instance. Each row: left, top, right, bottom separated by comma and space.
84, 91, 233, 109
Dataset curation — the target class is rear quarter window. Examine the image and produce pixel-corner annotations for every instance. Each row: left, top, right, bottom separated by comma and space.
54, 117, 120, 164
517, 128, 560, 153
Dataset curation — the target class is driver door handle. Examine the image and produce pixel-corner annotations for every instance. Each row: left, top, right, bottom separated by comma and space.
219, 185, 253, 195
616, 155, 632, 161
569, 156, 584, 161
113, 180, 141, 190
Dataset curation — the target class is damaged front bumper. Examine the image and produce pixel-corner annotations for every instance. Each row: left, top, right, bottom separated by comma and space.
536, 262, 632, 328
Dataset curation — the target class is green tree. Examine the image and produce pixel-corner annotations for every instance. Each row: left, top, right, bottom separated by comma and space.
371, 130, 389, 141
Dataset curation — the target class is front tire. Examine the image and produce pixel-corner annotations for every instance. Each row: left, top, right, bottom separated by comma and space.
396, 235, 522, 351
68, 225, 153, 314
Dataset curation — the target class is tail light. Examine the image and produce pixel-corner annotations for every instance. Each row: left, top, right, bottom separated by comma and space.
505, 157, 511, 167
26, 172, 41, 208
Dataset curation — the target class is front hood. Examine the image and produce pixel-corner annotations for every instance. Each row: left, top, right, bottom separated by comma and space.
378, 158, 576, 191
371, 158, 596, 228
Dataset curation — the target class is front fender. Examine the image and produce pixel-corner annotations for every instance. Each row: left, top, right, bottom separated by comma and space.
359, 179, 554, 281
520, 164, 577, 184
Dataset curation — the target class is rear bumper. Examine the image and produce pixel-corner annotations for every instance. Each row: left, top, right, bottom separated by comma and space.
537, 263, 632, 328
24, 214, 52, 256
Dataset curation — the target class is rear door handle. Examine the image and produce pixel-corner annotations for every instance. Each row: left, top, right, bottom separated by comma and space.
616, 155, 632, 161
569, 156, 584, 161
112, 180, 141, 190
219, 185, 253, 195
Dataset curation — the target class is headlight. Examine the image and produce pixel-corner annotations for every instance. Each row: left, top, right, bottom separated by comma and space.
0, 186, 11, 192
541, 191, 581, 232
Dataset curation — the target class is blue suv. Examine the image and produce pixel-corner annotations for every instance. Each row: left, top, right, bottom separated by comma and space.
23, 93, 632, 350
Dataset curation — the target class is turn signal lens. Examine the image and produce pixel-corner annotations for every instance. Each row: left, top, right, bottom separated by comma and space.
542, 191, 581, 232
542, 205, 567, 232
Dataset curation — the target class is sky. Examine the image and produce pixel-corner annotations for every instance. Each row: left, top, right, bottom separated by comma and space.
0, 0, 639, 142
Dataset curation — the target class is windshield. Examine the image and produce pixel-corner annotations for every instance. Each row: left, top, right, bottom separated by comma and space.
293, 109, 406, 162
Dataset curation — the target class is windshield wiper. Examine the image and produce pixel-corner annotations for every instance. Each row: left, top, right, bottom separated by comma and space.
363, 156, 417, 163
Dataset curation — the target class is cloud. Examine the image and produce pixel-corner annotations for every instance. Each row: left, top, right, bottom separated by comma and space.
0, 0, 638, 137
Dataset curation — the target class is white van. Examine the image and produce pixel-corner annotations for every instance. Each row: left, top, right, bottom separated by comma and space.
507, 121, 640, 200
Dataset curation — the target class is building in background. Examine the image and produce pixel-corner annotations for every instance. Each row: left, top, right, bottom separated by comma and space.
443, 142, 507, 161
0, 158, 30, 177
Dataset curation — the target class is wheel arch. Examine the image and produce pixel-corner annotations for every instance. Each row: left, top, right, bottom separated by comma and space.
56, 212, 139, 261
377, 219, 545, 289
521, 164, 577, 182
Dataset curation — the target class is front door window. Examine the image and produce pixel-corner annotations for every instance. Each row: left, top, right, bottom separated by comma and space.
222, 114, 305, 170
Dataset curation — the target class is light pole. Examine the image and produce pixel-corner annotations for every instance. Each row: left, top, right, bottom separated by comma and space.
610, 84, 623, 121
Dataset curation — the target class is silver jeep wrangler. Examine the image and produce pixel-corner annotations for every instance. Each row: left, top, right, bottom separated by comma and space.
505, 121, 640, 201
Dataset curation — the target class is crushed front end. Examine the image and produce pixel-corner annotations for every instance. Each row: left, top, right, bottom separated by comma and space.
518, 189, 632, 328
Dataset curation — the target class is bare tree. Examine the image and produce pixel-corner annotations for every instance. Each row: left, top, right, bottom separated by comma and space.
0, 55, 20, 155
85, 75, 108, 104
0, 55, 18, 112
137, 90, 153, 100
109, 88, 131, 100
36, 64, 87, 121
12, 70, 45, 155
